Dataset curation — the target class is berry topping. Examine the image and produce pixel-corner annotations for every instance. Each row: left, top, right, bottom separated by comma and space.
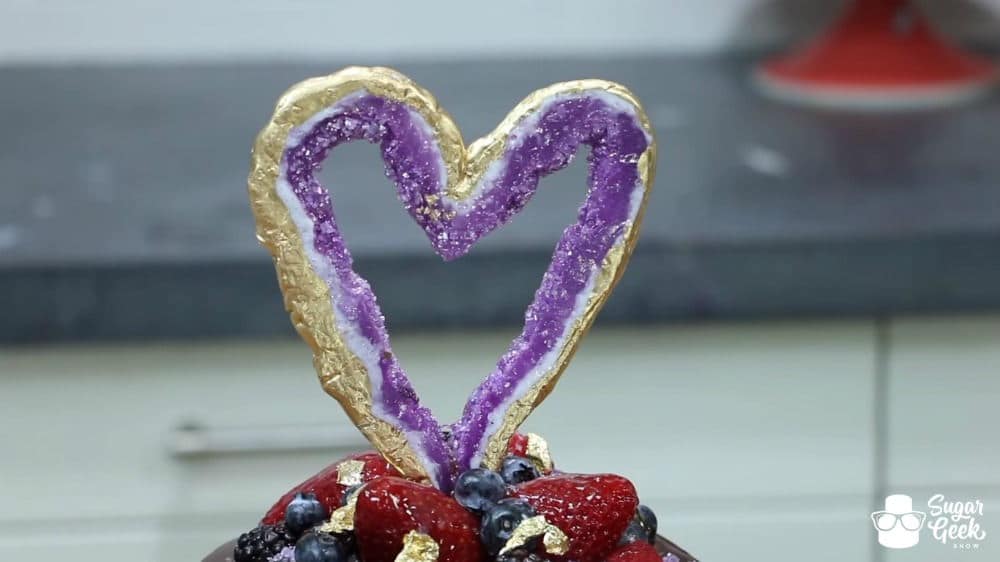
501, 456, 541, 485
634, 505, 657, 544
453, 468, 507, 513
295, 531, 348, 562
618, 521, 647, 547
234, 523, 298, 562
619, 504, 658, 546
479, 498, 538, 556
353, 476, 485, 562
510, 474, 638, 562
262, 451, 401, 525
285, 492, 329, 535
604, 541, 662, 562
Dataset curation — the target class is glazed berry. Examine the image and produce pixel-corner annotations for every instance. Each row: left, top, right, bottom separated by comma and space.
354, 477, 482, 562
618, 521, 647, 546
285, 492, 328, 535
295, 531, 347, 562
262, 452, 401, 525
619, 504, 657, 545
635, 505, 657, 543
510, 473, 638, 562
234, 523, 297, 562
480, 498, 537, 556
336, 530, 357, 554
453, 467, 506, 513
501, 456, 541, 485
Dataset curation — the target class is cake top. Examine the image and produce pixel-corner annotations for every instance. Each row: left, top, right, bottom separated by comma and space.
248, 66, 655, 491
228, 435, 700, 562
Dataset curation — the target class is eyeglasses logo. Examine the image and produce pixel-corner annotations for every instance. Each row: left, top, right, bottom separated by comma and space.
871, 494, 926, 549
871, 493, 987, 550
872, 511, 926, 532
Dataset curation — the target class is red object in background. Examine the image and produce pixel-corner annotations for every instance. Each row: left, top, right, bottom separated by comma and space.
755, 0, 998, 109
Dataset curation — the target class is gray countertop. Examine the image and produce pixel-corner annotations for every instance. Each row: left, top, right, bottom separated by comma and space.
3, 55, 1000, 342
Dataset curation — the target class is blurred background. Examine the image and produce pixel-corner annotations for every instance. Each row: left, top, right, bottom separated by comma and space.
2, 1, 999, 561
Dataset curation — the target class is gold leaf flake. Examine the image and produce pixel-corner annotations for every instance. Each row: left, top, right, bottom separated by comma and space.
318, 489, 359, 533
524, 433, 553, 472
394, 531, 439, 562
337, 459, 366, 486
498, 515, 570, 556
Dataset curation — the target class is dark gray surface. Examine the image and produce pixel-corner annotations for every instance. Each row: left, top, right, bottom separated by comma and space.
2, 55, 1000, 342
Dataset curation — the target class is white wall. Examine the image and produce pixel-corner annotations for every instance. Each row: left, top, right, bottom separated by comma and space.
1, 0, 998, 64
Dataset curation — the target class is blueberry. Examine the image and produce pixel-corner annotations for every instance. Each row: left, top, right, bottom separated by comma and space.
480, 498, 537, 556
333, 530, 356, 554
636, 504, 658, 543
619, 505, 658, 545
618, 521, 647, 546
453, 468, 507, 513
295, 531, 346, 562
285, 492, 328, 535
500, 456, 541, 485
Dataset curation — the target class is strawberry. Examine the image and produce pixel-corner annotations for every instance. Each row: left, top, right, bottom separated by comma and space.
353, 476, 485, 562
605, 541, 662, 562
261, 451, 401, 525
507, 433, 529, 457
510, 473, 638, 562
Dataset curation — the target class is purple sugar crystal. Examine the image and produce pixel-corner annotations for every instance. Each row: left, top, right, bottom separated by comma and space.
281, 90, 649, 489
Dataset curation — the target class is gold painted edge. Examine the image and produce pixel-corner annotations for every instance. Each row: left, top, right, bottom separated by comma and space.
478, 140, 656, 470
524, 432, 554, 472
249, 68, 440, 483
249, 66, 656, 480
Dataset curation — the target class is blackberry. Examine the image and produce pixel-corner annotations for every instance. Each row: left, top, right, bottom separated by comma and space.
234, 523, 297, 562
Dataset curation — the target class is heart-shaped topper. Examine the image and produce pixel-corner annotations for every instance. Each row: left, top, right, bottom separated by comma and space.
249, 67, 655, 491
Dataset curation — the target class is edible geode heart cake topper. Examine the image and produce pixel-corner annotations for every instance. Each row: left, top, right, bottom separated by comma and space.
249, 66, 655, 491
